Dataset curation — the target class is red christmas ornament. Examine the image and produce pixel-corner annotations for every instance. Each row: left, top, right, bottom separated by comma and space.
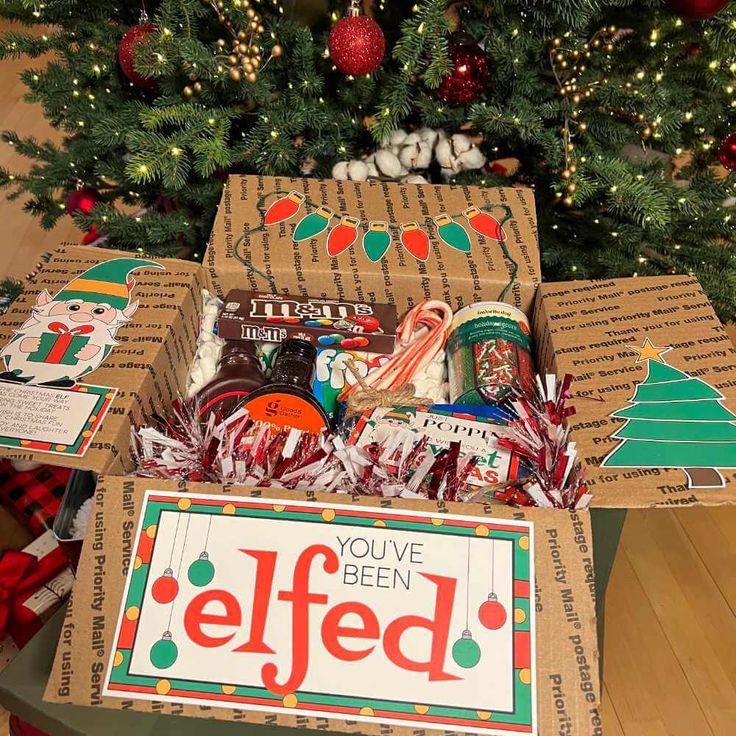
264, 191, 306, 225
328, 1, 385, 76
119, 23, 158, 90
436, 37, 489, 107
326, 215, 360, 256
463, 207, 506, 240
719, 132, 736, 171
478, 593, 507, 630
400, 222, 430, 261
152, 568, 179, 604
66, 187, 101, 216
666, 0, 729, 19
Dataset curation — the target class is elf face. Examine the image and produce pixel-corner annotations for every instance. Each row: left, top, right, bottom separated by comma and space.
47, 299, 120, 326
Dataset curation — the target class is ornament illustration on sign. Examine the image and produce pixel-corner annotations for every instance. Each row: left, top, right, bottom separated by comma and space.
0, 258, 163, 387
464, 207, 506, 241
362, 221, 391, 261
601, 337, 736, 488
451, 539, 481, 669
188, 550, 215, 586
151, 567, 179, 604
293, 207, 333, 242
434, 214, 471, 252
264, 191, 305, 225
400, 222, 430, 261
326, 215, 360, 256
478, 540, 507, 630
150, 631, 178, 669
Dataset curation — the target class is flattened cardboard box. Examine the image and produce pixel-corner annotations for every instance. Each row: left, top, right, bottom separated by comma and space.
204, 176, 542, 315
0, 246, 203, 474
534, 275, 736, 508
45, 476, 601, 736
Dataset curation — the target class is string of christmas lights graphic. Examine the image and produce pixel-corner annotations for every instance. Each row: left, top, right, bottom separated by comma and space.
232, 189, 520, 302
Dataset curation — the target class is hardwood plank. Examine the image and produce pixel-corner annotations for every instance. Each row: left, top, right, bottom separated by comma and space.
622, 510, 736, 735
601, 684, 625, 736
676, 507, 736, 614
603, 535, 714, 736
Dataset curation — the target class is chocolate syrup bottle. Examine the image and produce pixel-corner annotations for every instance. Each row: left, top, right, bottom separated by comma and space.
196, 341, 265, 419
240, 338, 330, 432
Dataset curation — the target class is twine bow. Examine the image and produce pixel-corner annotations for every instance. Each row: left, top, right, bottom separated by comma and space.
49, 322, 94, 336
0, 545, 68, 647
343, 361, 431, 417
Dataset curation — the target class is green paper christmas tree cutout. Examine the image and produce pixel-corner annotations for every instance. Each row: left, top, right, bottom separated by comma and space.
602, 338, 736, 489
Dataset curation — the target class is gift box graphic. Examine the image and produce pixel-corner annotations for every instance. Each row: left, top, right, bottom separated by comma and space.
27, 322, 93, 366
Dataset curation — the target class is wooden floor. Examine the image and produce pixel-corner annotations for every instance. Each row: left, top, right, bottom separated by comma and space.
2, 18, 736, 736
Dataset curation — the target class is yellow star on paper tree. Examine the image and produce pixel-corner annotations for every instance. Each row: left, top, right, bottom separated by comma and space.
628, 337, 673, 363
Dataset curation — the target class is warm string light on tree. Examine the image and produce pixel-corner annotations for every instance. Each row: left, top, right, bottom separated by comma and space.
550, 26, 623, 207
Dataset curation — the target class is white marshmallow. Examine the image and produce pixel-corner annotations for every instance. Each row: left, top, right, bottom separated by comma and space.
347, 160, 369, 181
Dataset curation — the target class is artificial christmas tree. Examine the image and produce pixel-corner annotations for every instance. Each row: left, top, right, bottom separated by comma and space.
602, 338, 736, 488
0, 1, 734, 318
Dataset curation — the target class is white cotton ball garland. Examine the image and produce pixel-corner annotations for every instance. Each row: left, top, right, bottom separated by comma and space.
331, 127, 487, 184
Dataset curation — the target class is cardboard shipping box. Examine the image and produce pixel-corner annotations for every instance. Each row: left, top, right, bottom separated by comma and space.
0, 246, 204, 474
44, 476, 602, 736
2, 176, 736, 503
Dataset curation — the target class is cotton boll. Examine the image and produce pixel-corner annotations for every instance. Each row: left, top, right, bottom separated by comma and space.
402, 132, 420, 147
332, 161, 349, 180
418, 127, 439, 147
415, 141, 432, 169
458, 147, 487, 170
399, 143, 420, 169
366, 162, 379, 178
348, 160, 369, 181
402, 174, 429, 184
375, 149, 402, 178
435, 137, 453, 169
451, 133, 472, 154
390, 129, 408, 147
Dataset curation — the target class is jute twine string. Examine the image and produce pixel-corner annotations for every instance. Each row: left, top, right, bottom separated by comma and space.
343, 361, 431, 417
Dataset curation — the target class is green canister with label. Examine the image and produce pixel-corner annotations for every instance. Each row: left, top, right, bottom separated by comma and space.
447, 301, 535, 405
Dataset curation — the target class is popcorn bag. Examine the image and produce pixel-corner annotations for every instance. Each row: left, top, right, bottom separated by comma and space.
0, 175, 735, 736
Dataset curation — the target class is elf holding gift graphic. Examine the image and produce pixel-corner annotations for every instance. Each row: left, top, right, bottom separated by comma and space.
0, 258, 163, 387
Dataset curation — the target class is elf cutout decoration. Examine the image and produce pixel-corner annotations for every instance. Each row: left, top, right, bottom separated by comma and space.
602, 337, 736, 488
0, 258, 163, 387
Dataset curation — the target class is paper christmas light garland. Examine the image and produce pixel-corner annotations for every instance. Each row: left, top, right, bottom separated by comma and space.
257, 190, 511, 263
464, 207, 507, 241
293, 206, 334, 241
434, 214, 471, 252
400, 221, 430, 261
362, 221, 391, 261
263, 191, 305, 225
326, 215, 360, 256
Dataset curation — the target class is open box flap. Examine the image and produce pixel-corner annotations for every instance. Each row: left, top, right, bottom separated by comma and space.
44, 476, 602, 736
535, 275, 736, 508
0, 246, 204, 474
204, 176, 541, 316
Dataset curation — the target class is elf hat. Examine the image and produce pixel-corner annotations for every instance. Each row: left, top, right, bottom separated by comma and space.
53, 258, 164, 310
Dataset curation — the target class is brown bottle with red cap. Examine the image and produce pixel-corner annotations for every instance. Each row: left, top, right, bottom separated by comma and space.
196, 341, 265, 420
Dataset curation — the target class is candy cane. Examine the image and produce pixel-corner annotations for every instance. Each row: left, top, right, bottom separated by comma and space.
342, 300, 453, 396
